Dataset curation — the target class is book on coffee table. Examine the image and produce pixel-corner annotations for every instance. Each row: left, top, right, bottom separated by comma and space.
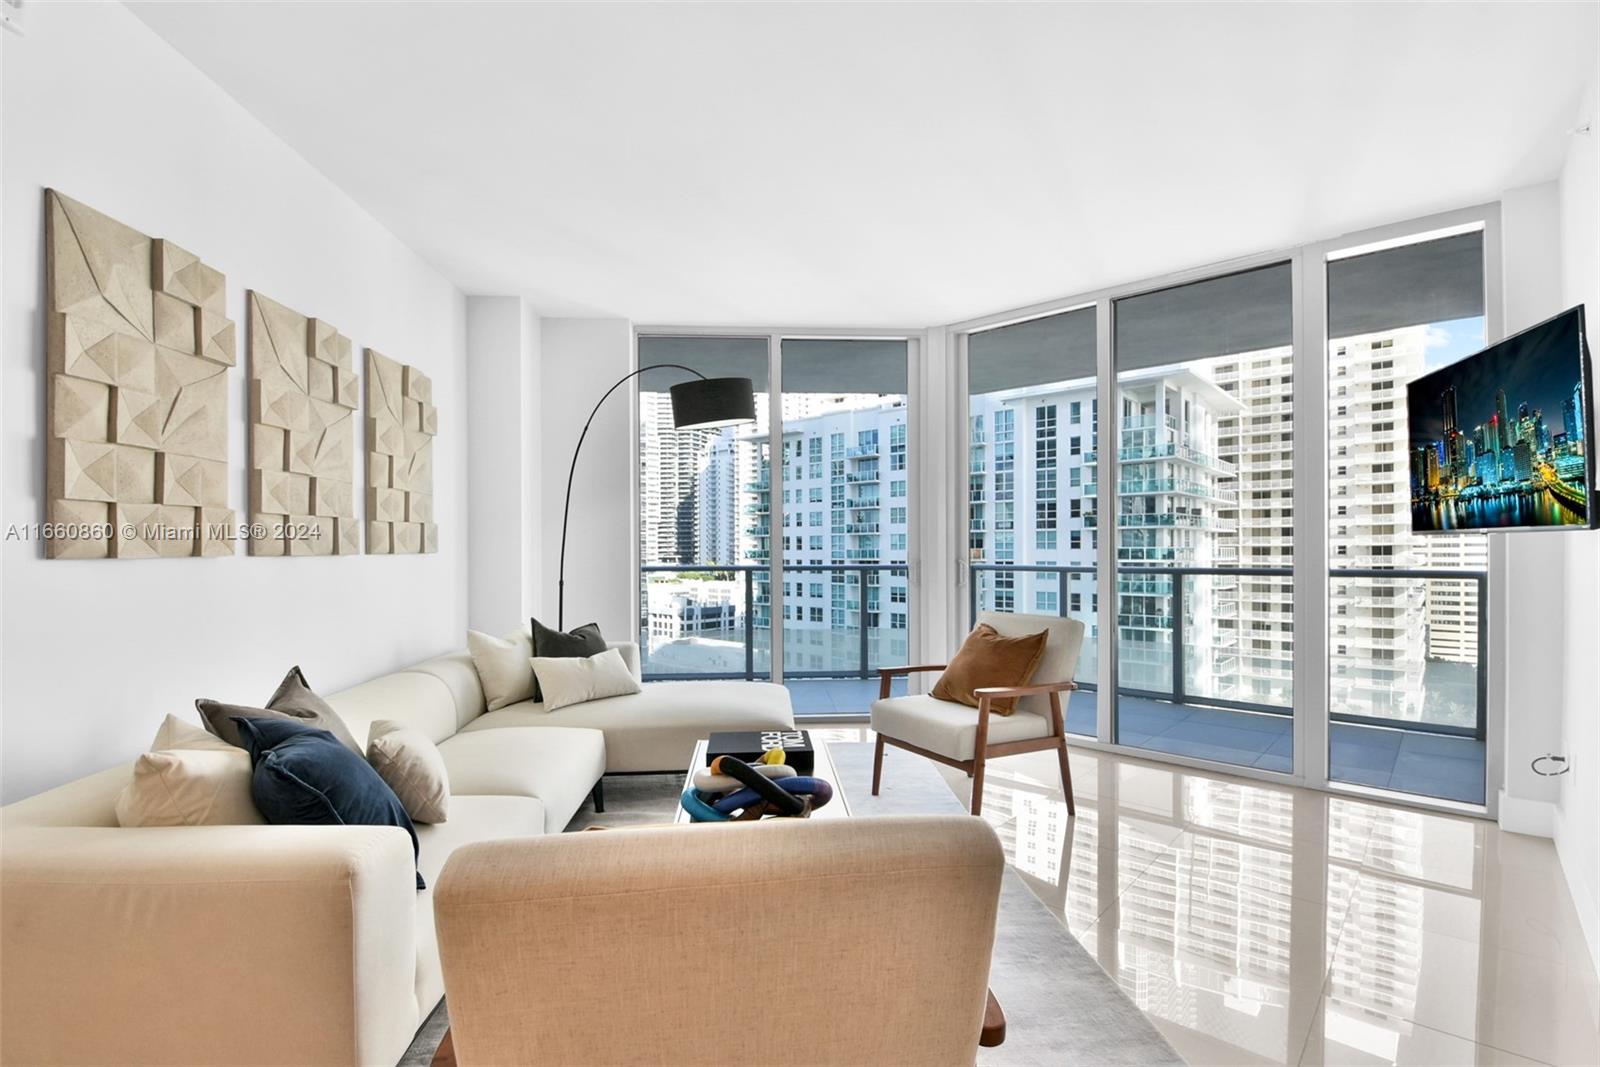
705, 730, 816, 775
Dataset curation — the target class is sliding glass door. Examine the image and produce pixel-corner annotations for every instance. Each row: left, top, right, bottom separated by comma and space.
966, 307, 1100, 736
636, 333, 912, 715
1110, 263, 1297, 770
1325, 227, 1489, 804
636, 336, 771, 681
776, 339, 911, 714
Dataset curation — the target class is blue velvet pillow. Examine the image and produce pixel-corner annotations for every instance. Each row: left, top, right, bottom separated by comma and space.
232, 717, 425, 890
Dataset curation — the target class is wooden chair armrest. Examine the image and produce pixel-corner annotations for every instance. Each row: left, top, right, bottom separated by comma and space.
877, 664, 948, 701
972, 680, 1078, 699
877, 664, 948, 678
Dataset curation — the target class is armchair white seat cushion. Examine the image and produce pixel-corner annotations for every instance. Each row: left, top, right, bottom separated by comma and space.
871, 695, 1052, 761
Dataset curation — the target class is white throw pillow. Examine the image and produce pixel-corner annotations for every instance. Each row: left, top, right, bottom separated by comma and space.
468, 628, 535, 710
367, 720, 450, 824
531, 648, 642, 712
115, 714, 263, 827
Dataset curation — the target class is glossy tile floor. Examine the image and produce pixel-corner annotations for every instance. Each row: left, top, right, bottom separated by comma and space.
815, 726, 1599, 1066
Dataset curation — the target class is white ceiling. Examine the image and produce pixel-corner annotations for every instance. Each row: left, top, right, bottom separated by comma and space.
129, 1, 1596, 327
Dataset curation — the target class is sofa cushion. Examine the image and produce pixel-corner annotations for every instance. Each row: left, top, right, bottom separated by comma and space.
437, 727, 605, 835
461, 681, 795, 773
413, 794, 546, 1017
325, 671, 460, 748
404, 651, 487, 732
870, 694, 1052, 761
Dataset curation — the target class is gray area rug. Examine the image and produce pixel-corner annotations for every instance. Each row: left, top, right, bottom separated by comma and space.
401, 748, 1180, 1066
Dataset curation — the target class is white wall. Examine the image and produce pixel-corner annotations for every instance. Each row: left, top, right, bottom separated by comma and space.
537, 319, 634, 642
466, 296, 539, 634
1497, 183, 1569, 828
1556, 53, 1600, 972
1, 2, 467, 802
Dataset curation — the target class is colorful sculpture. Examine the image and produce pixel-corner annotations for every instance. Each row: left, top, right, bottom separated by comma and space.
680, 749, 834, 822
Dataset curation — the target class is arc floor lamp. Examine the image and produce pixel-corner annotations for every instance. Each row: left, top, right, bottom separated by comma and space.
557, 365, 757, 629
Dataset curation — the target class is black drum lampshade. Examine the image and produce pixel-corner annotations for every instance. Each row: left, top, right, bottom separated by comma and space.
670, 376, 757, 429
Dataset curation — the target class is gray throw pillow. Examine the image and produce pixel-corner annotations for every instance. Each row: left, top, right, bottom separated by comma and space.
529, 618, 607, 702
196, 666, 363, 755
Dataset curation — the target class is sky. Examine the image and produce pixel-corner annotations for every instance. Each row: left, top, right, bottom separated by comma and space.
1422, 316, 1488, 372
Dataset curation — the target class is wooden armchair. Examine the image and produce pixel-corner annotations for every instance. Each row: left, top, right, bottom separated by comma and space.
871, 612, 1085, 817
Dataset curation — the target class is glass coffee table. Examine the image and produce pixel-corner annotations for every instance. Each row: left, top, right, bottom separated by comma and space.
675, 736, 852, 823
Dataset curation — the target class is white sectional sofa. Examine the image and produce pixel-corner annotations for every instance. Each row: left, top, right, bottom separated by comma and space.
0, 641, 793, 1067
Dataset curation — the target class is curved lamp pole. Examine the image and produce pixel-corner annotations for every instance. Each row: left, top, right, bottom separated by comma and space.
557, 364, 756, 629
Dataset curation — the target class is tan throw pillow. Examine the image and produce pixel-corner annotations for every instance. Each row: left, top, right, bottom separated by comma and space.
530, 648, 642, 712
468, 628, 535, 711
115, 714, 264, 827
930, 623, 1050, 716
367, 720, 450, 824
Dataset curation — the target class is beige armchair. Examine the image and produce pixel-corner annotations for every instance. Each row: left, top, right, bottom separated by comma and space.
433, 816, 1003, 1067
871, 611, 1085, 817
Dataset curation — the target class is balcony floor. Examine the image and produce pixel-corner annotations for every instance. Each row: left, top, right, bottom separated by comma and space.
786, 679, 1485, 805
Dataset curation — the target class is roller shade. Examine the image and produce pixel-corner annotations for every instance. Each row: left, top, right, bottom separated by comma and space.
637, 335, 769, 392
779, 339, 908, 395
1328, 231, 1484, 338
1115, 262, 1293, 372
969, 307, 1096, 394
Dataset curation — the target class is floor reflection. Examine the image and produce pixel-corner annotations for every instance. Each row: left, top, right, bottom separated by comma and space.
964, 747, 1599, 1067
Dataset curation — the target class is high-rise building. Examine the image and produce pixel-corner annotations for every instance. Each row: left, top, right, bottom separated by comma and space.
638, 391, 721, 565
735, 398, 912, 674
696, 436, 739, 565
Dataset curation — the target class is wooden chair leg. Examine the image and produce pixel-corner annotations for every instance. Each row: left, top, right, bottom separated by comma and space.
871, 732, 885, 796
970, 749, 987, 817
431, 1028, 456, 1067
971, 696, 993, 816
1057, 739, 1076, 816
980, 989, 1007, 1047
1049, 690, 1076, 816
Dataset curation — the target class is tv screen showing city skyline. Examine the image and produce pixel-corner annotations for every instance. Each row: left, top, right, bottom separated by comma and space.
1408, 305, 1592, 532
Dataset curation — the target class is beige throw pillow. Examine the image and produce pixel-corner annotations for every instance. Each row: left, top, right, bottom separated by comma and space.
530, 648, 642, 712
367, 720, 450, 824
115, 714, 264, 827
468, 628, 536, 710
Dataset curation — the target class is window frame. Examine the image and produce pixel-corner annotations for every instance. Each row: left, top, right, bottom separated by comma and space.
947, 201, 1502, 818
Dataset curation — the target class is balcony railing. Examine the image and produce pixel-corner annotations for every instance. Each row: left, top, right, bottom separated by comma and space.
969, 563, 1487, 740
641, 563, 910, 682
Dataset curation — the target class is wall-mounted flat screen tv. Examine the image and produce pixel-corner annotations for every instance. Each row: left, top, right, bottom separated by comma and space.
1408, 305, 1593, 532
